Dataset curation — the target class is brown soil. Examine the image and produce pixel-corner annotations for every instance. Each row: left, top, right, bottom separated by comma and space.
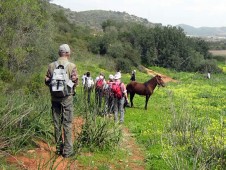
6, 117, 145, 170
7, 117, 84, 170
142, 66, 178, 83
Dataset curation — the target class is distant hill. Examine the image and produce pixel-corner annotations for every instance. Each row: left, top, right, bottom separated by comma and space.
51, 4, 160, 30
51, 4, 226, 38
176, 24, 226, 37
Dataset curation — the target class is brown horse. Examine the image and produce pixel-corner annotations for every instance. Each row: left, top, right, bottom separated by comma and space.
126, 75, 165, 110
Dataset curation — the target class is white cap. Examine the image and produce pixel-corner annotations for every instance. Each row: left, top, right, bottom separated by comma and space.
109, 74, 114, 80
114, 73, 121, 80
59, 44, 70, 54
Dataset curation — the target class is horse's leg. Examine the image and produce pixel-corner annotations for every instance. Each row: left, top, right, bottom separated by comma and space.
145, 95, 150, 110
130, 92, 135, 107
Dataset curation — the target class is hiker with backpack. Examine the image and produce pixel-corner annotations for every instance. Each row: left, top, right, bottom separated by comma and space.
45, 44, 78, 158
95, 73, 106, 109
82, 73, 87, 86
112, 73, 129, 124
83, 71, 94, 104
103, 74, 115, 115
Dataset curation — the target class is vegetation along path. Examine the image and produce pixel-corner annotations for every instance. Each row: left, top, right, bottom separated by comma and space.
7, 117, 146, 169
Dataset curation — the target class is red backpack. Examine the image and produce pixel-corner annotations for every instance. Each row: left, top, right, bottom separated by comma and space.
111, 82, 123, 99
96, 79, 104, 89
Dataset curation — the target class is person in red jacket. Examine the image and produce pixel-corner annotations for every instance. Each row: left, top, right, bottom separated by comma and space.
112, 73, 129, 123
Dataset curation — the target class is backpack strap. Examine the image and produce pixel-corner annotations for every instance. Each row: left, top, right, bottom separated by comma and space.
54, 61, 59, 69
54, 61, 70, 69
63, 62, 70, 70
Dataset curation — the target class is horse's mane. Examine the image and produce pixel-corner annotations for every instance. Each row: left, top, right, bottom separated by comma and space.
144, 76, 157, 85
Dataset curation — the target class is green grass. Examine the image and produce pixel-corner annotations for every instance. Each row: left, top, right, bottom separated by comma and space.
124, 69, 226, 169
77, 149, 128, 169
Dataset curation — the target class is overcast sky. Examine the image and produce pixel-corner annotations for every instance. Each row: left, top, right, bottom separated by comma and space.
51, 0, 226, 28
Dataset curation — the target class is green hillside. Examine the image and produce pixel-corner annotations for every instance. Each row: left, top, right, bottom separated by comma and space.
51, 4, 158, 30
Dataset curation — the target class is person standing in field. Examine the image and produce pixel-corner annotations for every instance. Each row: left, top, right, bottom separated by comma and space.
45, 44, 78, 158
83, 71, 94, 104
207, 72, 211, 79
95, 73, 106, 109
112, 73, 129, 123
130, 70, 136, 81
104, 74, 115, 115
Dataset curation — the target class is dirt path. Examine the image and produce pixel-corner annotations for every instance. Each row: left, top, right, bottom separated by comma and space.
7, 117, 145, 170
121, 128, 145, 170
142, 66, 177, 83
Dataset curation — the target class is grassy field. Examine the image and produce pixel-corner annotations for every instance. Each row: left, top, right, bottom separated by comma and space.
75, 58, 226, 169
125, 67, 226, 169
209, 50, 226, 72
209, 50, 226, 56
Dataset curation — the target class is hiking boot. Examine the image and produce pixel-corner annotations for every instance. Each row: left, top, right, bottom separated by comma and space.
56, 150, 63, 156
62, 152, 76, 158
56, 144, 64, 156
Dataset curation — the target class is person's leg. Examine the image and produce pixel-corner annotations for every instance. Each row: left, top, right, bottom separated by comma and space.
95, 89, 99, 106
87, 88, 91, 104
83, 88, 87, 102
62, 97, 74, 157
119, 97, 125, 123
113, 98, 119, 123
109, 96, 114, 114
98, 89, 102, 108
51, 101, 63, 154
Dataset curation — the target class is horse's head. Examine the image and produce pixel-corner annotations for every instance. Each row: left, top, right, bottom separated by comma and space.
155, 75, 165, 87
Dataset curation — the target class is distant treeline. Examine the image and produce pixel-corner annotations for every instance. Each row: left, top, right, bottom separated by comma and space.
88, 20, 222, 73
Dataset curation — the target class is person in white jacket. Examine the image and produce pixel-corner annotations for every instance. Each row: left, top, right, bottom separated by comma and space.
84, 71, 94, 104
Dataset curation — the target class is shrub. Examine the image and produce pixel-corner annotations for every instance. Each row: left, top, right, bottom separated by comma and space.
74, 111, 122, 153
197, 60, 222, 73
115, 58, 132, 73
0, 69, 14, 83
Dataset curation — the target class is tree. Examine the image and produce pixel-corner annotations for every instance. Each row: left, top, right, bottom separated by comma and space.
0, 0, 55, 74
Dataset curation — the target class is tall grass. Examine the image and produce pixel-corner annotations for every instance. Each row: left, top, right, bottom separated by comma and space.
0, 90, 52, 156
74, 111, 122, 153
162, 91, 225, 169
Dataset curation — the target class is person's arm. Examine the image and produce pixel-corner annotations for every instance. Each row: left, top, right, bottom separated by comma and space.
121, 83, 129, 102
71, 65, 78, 87
45, 65, 52, 86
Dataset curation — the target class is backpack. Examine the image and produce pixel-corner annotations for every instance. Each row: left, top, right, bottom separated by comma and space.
111, 82, 123, 99
85, 77, 94, 89
50, 61, 74, 97
96, 78, 104, 89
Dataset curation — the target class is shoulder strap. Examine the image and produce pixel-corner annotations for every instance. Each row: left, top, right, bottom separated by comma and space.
54, 61, 70, 69
54, 61, 59, 68
63, 61, 70, 70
